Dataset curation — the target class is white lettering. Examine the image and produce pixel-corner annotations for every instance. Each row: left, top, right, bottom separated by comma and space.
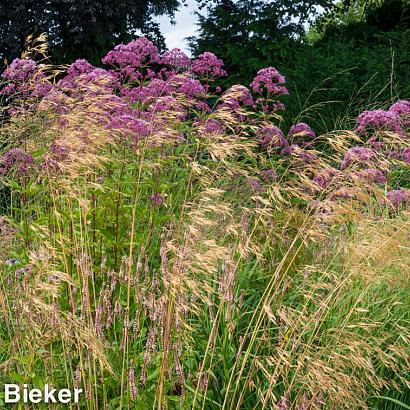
3, 384, 80, 403
58, 389, 71, 403
44, 384, 57, 403
4, 384, 20, 403
74, 388, 83, 403
29, 389, 42, 404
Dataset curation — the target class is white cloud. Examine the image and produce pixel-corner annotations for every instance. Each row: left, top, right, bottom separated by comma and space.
156, 0, 203, 55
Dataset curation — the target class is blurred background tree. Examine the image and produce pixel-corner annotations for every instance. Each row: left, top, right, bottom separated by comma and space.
189, 0, 410, 133
0, 0, 185, 65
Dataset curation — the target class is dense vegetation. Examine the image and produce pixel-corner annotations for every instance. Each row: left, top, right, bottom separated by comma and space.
189, 0, 410, 134
0, 1, 410, 409
0, 35, 409, 409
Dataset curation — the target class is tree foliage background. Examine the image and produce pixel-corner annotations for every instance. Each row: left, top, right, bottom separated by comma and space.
0, 0, 184, 65
189, 0, 410, 133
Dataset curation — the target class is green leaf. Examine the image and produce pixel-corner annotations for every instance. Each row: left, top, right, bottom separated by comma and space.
369, 396, 410, 409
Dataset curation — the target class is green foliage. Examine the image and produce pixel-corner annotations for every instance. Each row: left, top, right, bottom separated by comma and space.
189, 0, 410, 135
0, 0, 185, 66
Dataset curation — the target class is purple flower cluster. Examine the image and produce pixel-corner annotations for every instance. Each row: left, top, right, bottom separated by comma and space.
283, 144, 317, 164
288, 123, 316, 140
389, 100, 410, 127
250, 67, 288, 96
192, 52, 227, 79
402, 147, 410, 164
385, 189, 410, 209
256, 125, 288, 150
355, 109, 402, 135
352, 168, 387, 184
66, 59, 95, 77
1, 58, 52, 100
313, 167, 341, 189
2, 58, 37, 82
389, 100, 410, 116
0, 148, 34, 175
161, 48, 191, 70
197, 119, 224, 136
250, 67, 289, 112
218, 85, 254, 117
341, 146, 376, 169
102, 38, 160, 69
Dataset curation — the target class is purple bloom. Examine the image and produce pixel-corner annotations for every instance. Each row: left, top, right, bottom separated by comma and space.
313, 167, 341, 189
288, 123, 316, 140
192, 52, 227, 78
0, 83, 17, 95
50, 143, 69, 161
341, 146, 376, 169
250, 67, 288, 96
355, 109, 403, 135
31, 82, 53, 98
352, 168, 387, 184
161, 48, 191, 69
219, 85, 254, 111
2, 58, 37, 82
66, 59, 94, 77
175, 76, 205, 98
0, 148, 34, 175
256, 125, 288, 150
389, 100, 410, 127
102, 38, 160, 69
402, 147, 410, 164
198, 119, 224, 136
385, 189, 410, 209
149, 193, 165, 207
389, 100, 410, 116
283, 144, 317, 163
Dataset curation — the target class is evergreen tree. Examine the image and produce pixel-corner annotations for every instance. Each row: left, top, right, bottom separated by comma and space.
0, 0, 185, 66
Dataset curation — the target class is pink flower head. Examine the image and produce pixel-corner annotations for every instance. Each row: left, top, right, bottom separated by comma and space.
389, 100, 410, 116
288, 123, 316, 139
313, 167, 341, 189
385, 189, 410, 209
0, 148, 34, 175
283, 144, 317, 163
102, 38, 160, 68
66, 59, 94, 77
58, 65, 120, 94
192, 52, 227, 78
220, 85, 254, 111
389, 100, 410, 128
402, 146, 410, 164
250, 67, 288, 96
341, 146, 376, 169
161, 48, 191, 69
256, 125, 288, 150
199, 119, 224, 135
355, 109, 403, 135
175, 76, 205, 98
0, 83, 17, 95
2, 58, 37, 82
352, 168, 387, 184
